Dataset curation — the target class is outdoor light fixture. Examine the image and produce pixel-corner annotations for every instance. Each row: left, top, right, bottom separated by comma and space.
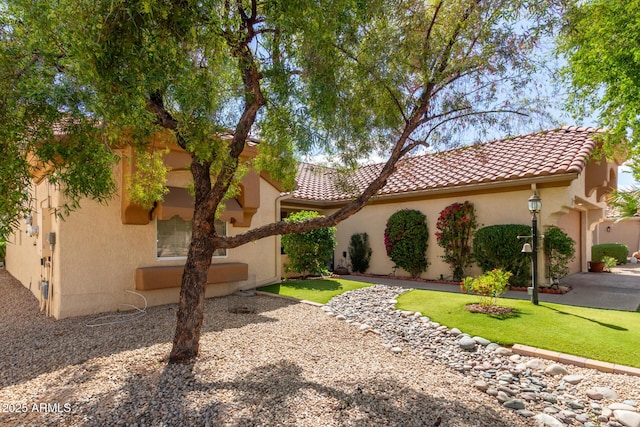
521, 243, 532, 253
528, 192, 541, 305
528, 192, 542, 213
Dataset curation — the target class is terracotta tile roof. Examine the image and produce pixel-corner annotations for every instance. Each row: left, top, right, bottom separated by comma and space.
289, 126, 603, 202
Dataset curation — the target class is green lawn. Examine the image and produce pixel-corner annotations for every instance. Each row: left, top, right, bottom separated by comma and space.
257, 278, 372, 304
396, 289, 640, 368
257, 278, 640, 368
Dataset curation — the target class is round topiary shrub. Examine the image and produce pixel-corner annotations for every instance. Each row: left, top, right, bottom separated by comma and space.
282, 210, 336, 276
384, 209, 429, 278
348, 232, 372, 274
472, 224, 532, 287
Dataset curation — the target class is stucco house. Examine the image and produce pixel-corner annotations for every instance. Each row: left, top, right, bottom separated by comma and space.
282, 126, 621, 281
6, 137, 285, 319
6, 125, 621, 318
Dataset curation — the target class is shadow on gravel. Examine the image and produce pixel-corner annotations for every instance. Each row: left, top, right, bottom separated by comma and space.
0, 270, 296, 389
51, 360, 520, 427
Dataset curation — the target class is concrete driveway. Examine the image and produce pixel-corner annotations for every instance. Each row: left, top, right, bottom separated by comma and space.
344, 263, 640, 312
553, 262, 640, 311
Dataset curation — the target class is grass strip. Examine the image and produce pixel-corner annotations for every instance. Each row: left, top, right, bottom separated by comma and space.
396, 289, 640, 368
257, 278, 372, 304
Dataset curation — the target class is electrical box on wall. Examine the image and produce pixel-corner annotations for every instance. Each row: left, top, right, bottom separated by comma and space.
27, 225, 39, 237
46, 232, 56, 245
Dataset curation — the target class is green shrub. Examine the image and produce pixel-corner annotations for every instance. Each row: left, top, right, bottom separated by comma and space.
543, 226, 576, 282
0, 240, 5, 261
461, 269, 513, 307
603, 256, 618, 271
591, 243, 628, 264
473, 224, 532, 287
348, 233, 372, 273
384, 209, 429, 278
282, 210, 336, 276
435, 201, 478, 281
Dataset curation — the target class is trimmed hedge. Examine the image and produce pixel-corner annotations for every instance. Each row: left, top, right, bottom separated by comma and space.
473, 224, 532, 287
591, 243, 628, 264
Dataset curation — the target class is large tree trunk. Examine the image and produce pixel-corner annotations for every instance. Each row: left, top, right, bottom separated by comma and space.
168, 157, 220, 364
168, 209, 217, 363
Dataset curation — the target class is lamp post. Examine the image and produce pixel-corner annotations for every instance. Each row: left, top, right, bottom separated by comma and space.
528, 192, 542, 305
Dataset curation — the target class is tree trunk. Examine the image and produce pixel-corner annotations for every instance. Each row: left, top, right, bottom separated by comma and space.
168, 214, 217, 362
168, 157, 220, 364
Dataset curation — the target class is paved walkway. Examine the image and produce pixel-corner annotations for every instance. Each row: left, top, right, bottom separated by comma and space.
343, 262, 640, 312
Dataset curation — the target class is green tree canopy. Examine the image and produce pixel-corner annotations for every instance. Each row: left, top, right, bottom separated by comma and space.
1, 0, 566, 362
558, 0, 640, 175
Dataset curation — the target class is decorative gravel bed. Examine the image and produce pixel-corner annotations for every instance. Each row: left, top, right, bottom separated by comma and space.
1, 271, 638, 427
325, 285, 640, 427
1, 270, 526, 426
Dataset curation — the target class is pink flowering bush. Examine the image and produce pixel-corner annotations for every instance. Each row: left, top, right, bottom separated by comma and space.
435, 201, 477, 281
461, 269, 512, 307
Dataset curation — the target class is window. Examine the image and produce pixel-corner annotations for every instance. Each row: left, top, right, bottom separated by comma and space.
157, 216, 227, 258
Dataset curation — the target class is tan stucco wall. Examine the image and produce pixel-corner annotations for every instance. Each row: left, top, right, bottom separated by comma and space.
311, 179, 608, 283
5, 179, 58, 313
7, 161, 281, 319
596, 218, 640, 255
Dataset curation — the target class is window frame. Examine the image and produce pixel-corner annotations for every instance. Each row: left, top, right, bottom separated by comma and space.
155, 216, 228, 261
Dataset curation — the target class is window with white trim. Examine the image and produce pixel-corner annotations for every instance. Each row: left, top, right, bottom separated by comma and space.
157, 216, 227, 258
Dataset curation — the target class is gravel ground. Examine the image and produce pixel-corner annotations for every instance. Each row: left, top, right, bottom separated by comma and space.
0, 270, 528, 427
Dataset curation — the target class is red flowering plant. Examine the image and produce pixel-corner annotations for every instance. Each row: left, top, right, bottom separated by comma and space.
435, 201, 477, 281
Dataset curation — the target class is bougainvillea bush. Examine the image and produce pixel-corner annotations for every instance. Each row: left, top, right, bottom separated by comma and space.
384, 209, 429, 278
435, 201, 478, 281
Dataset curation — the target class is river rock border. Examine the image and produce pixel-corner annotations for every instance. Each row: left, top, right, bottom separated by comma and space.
322, 285, 640, 427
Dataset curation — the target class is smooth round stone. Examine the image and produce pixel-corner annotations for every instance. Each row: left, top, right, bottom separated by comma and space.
613, 410, 640, 427
472, 336, 491, 346
494, 347, 513, 356
449, 327, 462, 336
473, 380, 488, 392
533, 413, 565, 427
458, 336, 477, 351
517, 409, 535, 417
485, 342, 500, 352
391, 346, 402, 353
486, 388, 499, 397
609, 403, 637, 411
587, 387, 619, 400
544, 363, 569, 376
525, 358, 546, 370
562, 374, 584, 385
568, 400, 585, 410
335, 314, 347, 320
503, 399, 525, 410
509, 354, 521, 362
540, 392, 558, 404
497, 391, 510, 403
